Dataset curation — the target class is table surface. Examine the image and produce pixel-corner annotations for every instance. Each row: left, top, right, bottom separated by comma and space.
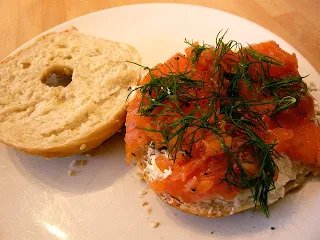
1, 0, 319, 72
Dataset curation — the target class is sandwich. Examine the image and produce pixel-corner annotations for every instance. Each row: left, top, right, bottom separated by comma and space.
125, 33, 319, 217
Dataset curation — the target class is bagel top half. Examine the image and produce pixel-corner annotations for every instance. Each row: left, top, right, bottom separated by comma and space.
0, 28, 141, 158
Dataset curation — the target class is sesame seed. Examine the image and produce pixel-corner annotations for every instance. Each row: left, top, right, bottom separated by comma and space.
80, 160, 87, 166
85, 153, 93, 158
140, 189, 148, 197
142, 202, 149, 207
80, 144, 86, 150
146, 208, 152, 214
151, 222, 160, 228
68, 170, 74, 176
69, 160, 77, 168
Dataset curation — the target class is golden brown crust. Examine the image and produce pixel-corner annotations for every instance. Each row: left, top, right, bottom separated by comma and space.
156, 171, 309, 218
137, 152, 311, 218
0, 107, 126, 158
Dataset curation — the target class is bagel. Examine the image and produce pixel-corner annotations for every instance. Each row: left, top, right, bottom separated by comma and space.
0, 28, 141, 158
140, 148, 311, 218
125, 37, 319, 218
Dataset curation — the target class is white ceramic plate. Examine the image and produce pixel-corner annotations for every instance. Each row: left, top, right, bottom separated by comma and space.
1, 3, 320, 240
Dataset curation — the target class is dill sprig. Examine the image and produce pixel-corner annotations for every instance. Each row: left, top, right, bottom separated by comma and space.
131, 31, 308, 217
184, 39, 211, 64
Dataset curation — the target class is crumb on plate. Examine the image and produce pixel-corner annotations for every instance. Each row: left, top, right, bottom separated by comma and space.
151, 222, 160, 228
136, 172, 145, 182
70, 160, 77, 168
68, 170, 75, 176
140, 189, 148, 197
80, 160, 88, 166
307, 82, 318, 92
142, 202, 149, 207
69, 160, 88, 168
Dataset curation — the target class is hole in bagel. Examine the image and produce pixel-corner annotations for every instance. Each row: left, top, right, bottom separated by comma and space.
41, 65, 73, 87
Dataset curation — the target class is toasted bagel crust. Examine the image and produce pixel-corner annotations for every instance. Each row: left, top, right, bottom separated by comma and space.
137, 152, 311, 218
157, 171, 309, 218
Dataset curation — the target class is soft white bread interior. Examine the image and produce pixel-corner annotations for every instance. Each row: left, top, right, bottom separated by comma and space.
139, 148, 311, 218
0, 28, 141, 158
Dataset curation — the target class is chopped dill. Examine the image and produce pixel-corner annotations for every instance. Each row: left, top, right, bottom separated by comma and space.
130, 31, 308, 217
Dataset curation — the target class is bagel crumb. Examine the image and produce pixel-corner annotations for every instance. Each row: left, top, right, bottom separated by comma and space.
140, 189, 148, 197
80, 144, 86, 150
70, 160, 77, 168
136, 172, 145, 182
142, 202, 149, 207
69, 160, 87, 167
85, 153, 93, 158
307, 82, 318, 92
151, 222, 159, 228
68, 170, 75, 176
146, 208, 152, 214
80, 160, 88, 166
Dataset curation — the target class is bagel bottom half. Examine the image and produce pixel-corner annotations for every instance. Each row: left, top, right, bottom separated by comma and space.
137, 148, 311, 218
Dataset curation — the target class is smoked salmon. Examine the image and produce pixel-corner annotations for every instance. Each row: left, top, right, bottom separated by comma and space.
125, 35, 319, 217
